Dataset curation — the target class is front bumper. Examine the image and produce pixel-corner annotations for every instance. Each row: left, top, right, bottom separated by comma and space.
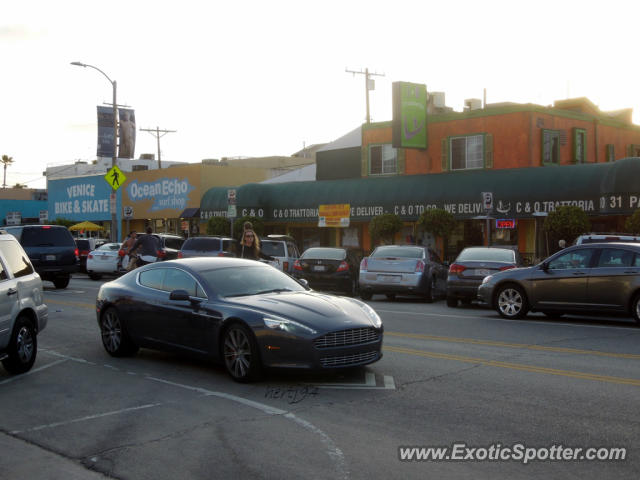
477, 282, 494, 306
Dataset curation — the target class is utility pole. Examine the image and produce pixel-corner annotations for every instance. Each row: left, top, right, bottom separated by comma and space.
140, 126, 176, 169
346, 67, 385, 124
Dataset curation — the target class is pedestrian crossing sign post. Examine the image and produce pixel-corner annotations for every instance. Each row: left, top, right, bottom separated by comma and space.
105, 165, 126, 190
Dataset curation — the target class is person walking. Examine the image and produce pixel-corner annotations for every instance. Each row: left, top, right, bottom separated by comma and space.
119, 230, 137, 271
128, 227, 161, 267
239, 229, 274, 261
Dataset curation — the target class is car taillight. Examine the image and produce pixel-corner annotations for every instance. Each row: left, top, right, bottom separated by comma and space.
88, 253, 93, 259
360, 258, 368, 271
499, 265, 516, 271
157, 250, 166, 258
74, 248, 79, 259
415, 260, 425, 273
449, 263, 466, 274
293, 260, 303, 271
283, 261, 289, 271
178, 251, 184, 258
337, 261, 349, 272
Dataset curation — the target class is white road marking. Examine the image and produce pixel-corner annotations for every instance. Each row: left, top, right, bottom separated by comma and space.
0, 359, 67, 385
146, 376, 349, 479
374, 308, 639, 330
11, 403, 162, 434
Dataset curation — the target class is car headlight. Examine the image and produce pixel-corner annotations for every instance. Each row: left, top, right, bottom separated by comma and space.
360, 302, 382, 328
264, 316, 317, 335
481, 275, 493, 285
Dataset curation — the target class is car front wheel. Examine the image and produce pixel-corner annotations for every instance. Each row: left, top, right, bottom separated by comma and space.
2, 316, 37, 374
632, 293, 640, 326
223, 323, 262, 382
100, 307, 138, 357
496, 284, 529, 319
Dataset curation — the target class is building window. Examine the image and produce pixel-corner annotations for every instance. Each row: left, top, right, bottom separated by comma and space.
606, 144, 615, 162
449, 134, 484, 170
369, 144, 397, 175
573, 128, 586, 163
628, 144, 640, 157
542, 129, 561, 164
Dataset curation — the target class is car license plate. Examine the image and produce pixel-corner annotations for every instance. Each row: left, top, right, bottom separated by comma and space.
100, 255, 110, 260
475, 269, 490, 276
313, 265, 326, 272
378, 274, 401, 283
46, 254, 56, 261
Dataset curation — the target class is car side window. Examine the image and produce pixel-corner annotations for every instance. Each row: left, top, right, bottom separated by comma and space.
597, 249, 634, 268
0, 259, 7, 281
548, 249, 595, 270
0, 241, 34, 278
634, 255, 640, 267
162, 268, 198, 297
139, 268, 165, 290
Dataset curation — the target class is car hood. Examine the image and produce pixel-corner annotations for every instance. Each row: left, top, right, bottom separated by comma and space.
225, 291, 378, 331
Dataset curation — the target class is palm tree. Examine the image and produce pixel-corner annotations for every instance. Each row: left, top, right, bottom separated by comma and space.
1, 155, 14, 189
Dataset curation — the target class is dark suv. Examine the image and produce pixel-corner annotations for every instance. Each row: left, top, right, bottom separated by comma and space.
153, 233, 185, 260
4, 225, 79, 289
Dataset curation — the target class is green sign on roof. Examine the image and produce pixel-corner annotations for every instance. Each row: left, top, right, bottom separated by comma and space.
392, 81, 427, 149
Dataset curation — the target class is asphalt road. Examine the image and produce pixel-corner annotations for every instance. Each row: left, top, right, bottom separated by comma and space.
1, 275, 639, 479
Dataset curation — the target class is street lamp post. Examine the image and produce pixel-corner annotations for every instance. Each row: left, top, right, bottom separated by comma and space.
71, 61, 118, 242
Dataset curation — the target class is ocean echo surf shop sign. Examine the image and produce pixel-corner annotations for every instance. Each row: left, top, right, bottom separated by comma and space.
126, 177, 195, 212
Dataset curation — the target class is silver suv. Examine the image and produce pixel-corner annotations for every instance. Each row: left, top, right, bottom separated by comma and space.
0, 231, 48, 374
260, 235, 300, 273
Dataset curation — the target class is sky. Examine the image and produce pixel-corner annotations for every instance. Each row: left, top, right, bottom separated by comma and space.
2, 0, 639, 190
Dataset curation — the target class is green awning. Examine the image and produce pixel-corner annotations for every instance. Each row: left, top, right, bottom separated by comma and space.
199, 157, 640, 222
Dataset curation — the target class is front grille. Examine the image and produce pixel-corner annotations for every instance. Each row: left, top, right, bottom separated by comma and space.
314, 328, 380, 349
320, 350, 380, 368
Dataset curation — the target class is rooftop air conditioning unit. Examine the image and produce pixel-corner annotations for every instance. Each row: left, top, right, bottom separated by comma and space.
464, 98, 482, 111
431, 92, 445, 108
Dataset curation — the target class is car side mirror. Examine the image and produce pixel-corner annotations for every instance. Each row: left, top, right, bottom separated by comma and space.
541, 261, 549, 272
297, 278, 310, 289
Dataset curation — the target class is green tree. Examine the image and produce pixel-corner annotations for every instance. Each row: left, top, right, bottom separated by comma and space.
12, 183, 26, 189
625, 209, 640, 234
232, 215, 264, 240
417, 208, 457, 258
543, 205, 591, 251
206, 216, 231, 236
369, 213, 403, 246
1, 155, 14, 189
53, 218, 75, 228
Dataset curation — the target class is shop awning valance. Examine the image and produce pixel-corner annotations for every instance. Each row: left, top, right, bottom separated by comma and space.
199, 157, 640, 222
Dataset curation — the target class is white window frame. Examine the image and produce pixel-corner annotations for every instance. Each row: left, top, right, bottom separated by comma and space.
449, 134, 484, 170
369, 144, 397, 175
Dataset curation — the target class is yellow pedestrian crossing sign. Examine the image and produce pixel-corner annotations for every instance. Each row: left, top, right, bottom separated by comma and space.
105, 165, 126, 190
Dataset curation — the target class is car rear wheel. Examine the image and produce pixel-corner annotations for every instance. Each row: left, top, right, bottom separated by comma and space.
446, 296, 458, 308
53, 276, 70, 289
360, 290, 372, 301
632, 293, 640, 326
496, 285, 529, 319
100, 307, 138, 357
2, 316, 37, 375
223, 323, 261, 382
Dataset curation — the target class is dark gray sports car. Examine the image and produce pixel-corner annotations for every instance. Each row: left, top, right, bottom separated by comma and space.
96, 257, 383, 382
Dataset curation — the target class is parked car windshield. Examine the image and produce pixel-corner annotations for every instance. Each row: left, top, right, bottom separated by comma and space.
456, 247, 515, 262
162, 237, 185, 250
96, 243, 122, 251
301, 248, 346, 260
21, 227, 75, 247
199, 265, 305, 297
260, 240, 286, 257
371, 246, 423, 259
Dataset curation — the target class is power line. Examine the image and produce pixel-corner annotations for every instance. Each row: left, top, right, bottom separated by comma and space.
140, 127, 176, 169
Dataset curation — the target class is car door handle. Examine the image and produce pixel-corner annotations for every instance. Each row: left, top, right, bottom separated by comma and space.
7, 288, 17, 296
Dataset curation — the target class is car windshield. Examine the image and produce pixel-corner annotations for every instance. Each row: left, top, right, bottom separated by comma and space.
97, 243, 122, 251
456, 248, 515, 262
185, 237, 221, 250
301, 248, 346, 260
21, 228, 75, 247
199, 265, 305, 297
260, 241, 286, 257
76, 240, 90, 250
371, 246, 423, 259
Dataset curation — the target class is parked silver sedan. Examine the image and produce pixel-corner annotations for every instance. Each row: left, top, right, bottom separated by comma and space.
359, 245, 447, 302
478, 242, 640, 323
